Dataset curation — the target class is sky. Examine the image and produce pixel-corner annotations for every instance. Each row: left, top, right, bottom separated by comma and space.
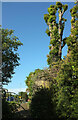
1, 0, 76, 2
2, 2, 75, 94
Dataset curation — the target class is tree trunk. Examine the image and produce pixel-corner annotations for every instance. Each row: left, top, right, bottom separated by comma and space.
48, 22, 54, 51
58, 10, 62, 60
67, 16, 74, 56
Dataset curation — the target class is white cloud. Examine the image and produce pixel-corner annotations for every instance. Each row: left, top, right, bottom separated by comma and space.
8, 88, 26, 94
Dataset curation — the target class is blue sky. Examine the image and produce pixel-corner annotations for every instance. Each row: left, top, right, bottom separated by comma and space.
2, 2, 75, 94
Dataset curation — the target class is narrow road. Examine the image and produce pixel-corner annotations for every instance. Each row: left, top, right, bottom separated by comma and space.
14, 102, 31, 119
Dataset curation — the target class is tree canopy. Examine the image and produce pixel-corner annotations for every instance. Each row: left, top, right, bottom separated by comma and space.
2, 28, 23, 85
44, 2, 68, 66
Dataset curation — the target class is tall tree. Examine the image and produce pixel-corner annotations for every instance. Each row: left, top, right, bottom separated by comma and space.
25, 2, 78, 119
2, 28, 23, 85
44, 2, 68, 66
56, 2, 78, 119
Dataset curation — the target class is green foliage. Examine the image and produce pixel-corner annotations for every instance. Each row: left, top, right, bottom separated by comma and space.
56, 56, 78, 119
56, 3, 78, 120
45, 28, 50, 36
30, 88, 57, 119
62, 4, 68, 12
48, 15, 56, 23
25, 67, 59, 100
71, 18, 75, 23
62, 18, 67, 22
44, 14, 49, 23
18, 92, 28, 101
48, 7, 57, 15
2, 98, 17, 119
70, 4, 78, 16
2, 28, 23, 84
56, 2, 62, 10
25, 69, 42, 100
44, 2, 68, 65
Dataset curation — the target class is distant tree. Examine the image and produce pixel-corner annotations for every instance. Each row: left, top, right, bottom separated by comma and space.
18, 92, 28, 102
44, 2, 68, 66
2, 28, 23, 85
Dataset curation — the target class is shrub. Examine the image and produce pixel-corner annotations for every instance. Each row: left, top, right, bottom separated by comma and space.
30, 88, 57, 119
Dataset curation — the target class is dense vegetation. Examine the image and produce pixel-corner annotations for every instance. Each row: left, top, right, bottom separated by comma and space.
2, 29, 23, 85
25, 2, 78, 119
1, 29, 23, 119
18, 91, 28, 102
2, 98, 19, 119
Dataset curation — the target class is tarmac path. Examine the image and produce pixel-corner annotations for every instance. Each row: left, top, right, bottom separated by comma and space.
14, 102, 32, 119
